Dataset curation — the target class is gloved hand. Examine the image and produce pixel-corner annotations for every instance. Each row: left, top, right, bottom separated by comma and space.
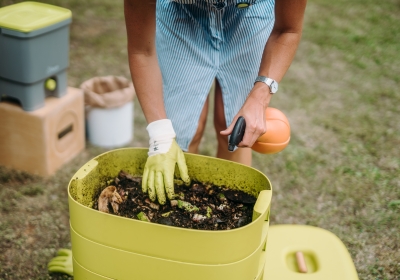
47, 248, 73, 276
142, 119, 190, 205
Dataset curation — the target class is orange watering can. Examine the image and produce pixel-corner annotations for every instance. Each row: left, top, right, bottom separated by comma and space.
228, 107, 291, 154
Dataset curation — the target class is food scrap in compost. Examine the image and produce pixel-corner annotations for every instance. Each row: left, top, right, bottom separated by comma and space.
94, 170, 257, 230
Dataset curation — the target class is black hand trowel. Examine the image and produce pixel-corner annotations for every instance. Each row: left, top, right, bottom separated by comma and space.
228, 116, 246, 151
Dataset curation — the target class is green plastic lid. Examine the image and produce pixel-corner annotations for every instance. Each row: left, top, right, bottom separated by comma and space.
0, 1, 71, 33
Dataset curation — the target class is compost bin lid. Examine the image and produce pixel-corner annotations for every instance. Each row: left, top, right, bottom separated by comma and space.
0, 1, 71, 33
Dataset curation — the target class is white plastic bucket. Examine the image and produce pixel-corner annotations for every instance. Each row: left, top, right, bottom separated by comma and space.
86, 101, 133, 148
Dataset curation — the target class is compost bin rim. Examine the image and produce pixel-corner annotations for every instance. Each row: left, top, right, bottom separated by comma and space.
92, 147, 273, 184
68, 147, 272, 233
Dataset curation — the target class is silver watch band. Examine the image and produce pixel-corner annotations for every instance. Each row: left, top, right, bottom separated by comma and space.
254, 76, 279, 94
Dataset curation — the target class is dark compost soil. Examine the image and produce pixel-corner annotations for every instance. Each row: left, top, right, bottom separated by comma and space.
93, 170, 257, 230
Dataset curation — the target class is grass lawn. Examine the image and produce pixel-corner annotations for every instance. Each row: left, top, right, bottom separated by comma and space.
0, 0, 399, 279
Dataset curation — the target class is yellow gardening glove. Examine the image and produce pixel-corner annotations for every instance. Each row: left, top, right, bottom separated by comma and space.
142, 119, 190, 204
47, 249, 73, 276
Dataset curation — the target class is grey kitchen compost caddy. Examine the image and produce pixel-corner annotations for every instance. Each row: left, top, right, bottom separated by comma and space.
0, 1, 72, 111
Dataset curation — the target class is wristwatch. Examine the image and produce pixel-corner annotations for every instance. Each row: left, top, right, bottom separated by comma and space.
254, 76, 279, 94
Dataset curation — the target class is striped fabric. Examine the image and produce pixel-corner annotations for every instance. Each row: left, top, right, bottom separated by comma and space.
156, 0, 275, 150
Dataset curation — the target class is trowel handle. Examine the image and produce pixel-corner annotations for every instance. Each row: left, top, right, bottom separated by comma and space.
228, 116, 246, 151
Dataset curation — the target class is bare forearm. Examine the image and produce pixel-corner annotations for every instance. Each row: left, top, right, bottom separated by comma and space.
259, 0, 306, 83
124, 0, 165, 124
254, 0, 306, 104
259, 30, 302, 83
128, 53, 166, 123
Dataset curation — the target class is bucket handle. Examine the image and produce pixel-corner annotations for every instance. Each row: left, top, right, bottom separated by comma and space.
252, 190, 272, 250
254, 220, 270, 280
252, 190, 272, 222
253, 190, 271, 279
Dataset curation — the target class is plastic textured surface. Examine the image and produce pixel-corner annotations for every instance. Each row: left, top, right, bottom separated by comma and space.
68, 148, 272, 280
252, 107, 291, 154
0, 1, 71, 33
264, 224, 359, 280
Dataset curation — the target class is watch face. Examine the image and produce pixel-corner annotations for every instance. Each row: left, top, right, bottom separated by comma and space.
271, 82, 278, 93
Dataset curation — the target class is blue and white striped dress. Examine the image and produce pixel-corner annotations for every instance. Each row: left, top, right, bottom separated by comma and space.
156, 0, 275, 150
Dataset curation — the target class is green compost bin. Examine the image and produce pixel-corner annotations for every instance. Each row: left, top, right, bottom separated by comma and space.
68, 148, 272, 280
0, 1, 72, 111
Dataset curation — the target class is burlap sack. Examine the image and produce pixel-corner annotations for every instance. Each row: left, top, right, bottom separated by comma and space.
80, 76, 135, 108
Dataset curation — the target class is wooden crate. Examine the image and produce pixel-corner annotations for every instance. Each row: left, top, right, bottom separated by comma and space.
0, 87, 85, 177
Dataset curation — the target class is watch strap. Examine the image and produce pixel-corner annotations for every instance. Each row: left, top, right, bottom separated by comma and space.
254, 76, 278, 93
